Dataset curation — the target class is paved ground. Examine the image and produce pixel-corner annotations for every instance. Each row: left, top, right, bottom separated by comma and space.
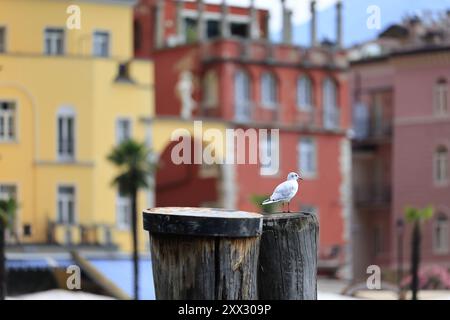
318, 277, 349, 294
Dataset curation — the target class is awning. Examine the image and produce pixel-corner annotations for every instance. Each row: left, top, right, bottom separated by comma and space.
88, 258, 155, 300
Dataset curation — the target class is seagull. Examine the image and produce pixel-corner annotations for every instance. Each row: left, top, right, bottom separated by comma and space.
261, 172, 303, 213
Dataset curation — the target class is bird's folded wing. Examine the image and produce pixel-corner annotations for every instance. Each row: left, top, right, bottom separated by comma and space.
271, 181, 295, 201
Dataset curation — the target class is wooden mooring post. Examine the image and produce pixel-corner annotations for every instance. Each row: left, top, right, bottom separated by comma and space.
143, 207, 263, 300
258, 212, 319, 300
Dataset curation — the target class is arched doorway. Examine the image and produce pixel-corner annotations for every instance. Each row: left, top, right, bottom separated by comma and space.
156, 137, 221, 207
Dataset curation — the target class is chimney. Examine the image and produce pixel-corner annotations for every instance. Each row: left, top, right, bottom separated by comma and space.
336, 0, 343, 48
310, 0, 317, 46
197, 0, 205, 42
281, 0, 292, 44
154, 0, 165, 49
221, 0, 230, 38
250, 0, 260, 40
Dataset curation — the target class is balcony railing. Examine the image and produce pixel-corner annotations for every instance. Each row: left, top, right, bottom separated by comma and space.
353, 120, 392, 141
200, 38, 348, 69
47, 221, 116, 247
354, 185, 391, 207
232, 103, 343, 131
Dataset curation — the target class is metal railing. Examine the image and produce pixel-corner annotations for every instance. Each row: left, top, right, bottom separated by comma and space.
354, 185, 392, 206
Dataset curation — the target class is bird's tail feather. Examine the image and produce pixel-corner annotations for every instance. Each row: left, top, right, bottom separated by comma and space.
262, 198, 278, 205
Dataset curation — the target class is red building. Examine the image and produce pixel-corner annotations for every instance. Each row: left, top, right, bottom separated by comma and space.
135, 0, 352, 271
350, 14, 450, 280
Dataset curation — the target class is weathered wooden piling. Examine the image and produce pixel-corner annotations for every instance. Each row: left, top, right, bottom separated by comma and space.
143, 207, 263, 300
258, 212, 318, 300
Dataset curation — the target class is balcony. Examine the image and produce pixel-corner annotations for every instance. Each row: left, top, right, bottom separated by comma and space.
354, 121, 392, 141
200, 38, 348, 68
233, 103, 343, 132
47, 221, 116, 248
354, 185, 392, 208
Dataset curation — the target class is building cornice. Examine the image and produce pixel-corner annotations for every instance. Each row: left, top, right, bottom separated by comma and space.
141, 116, 348, 136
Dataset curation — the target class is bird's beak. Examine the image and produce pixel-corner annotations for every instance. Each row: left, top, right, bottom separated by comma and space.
298, 177, 303, 181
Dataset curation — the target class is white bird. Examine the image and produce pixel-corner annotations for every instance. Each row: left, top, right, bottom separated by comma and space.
262, 172, 303, 213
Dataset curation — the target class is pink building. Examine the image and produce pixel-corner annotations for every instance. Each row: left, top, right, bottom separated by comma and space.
350, 15, 450, 280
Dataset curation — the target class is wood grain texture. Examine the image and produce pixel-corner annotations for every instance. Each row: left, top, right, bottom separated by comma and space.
258, 212, 318, 300
149, 234, 260, 300
143, 207, 263, 300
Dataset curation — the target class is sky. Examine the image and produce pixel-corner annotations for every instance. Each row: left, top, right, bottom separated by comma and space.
202, 0, 450, 47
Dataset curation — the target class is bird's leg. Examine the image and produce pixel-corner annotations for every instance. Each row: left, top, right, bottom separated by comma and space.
287, 202, 290, 213
281, 203, 285, 213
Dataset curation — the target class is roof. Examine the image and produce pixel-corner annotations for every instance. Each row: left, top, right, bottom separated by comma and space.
379, 24, 409, 39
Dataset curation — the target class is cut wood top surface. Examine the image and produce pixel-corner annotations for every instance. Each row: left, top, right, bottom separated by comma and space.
143, 207, 262, 219
143, 207, 263, 237
262, 212, 313, 219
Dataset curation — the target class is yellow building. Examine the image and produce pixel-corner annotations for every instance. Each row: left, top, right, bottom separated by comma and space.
0, 0, 153, 252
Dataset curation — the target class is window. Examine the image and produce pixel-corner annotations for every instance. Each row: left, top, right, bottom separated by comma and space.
297, 76, 313, 110
260, 132, 279, 176
0, 184, 16, 201
234, 70, 251, 121
57, 108, 75, 161
435, 78, 448, 115
93, 31, 110, 57
202, 70, 218, 108
57, 186, 75, 225
298, 137, 317, 178
434, 146, 448, 185
116, 118, 131, 145
261, 72, 277, 108
44, 28, 64, 55
433, 214, 449, 254
184, 18, 198, 43
116, 190, 131, 229
0, 101, 16, 142
323, 78, 339, 129
206, 20, 220, 39
230, 22, 249, 38
0, 27, 6, 53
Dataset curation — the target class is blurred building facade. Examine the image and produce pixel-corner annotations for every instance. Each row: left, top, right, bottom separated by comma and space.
134, 0, 352, 270
0, 0, 153, 251
350, 13, 450, 279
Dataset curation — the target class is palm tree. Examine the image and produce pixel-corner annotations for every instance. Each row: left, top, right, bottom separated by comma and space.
108, 140, 154, 300
0, 198, 17, 300
404, 205, 433, 300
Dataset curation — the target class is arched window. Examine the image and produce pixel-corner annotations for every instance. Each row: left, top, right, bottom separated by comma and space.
323, 77, 339, 129
297, 76, 313, 111
435, 146, 449, 185
435, 78, 448, 115
57, 106, 76, 161
433, 213, 449, 254
234, 69, 251, 121
261, 72, 277, 108
202, 70, 218, 108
